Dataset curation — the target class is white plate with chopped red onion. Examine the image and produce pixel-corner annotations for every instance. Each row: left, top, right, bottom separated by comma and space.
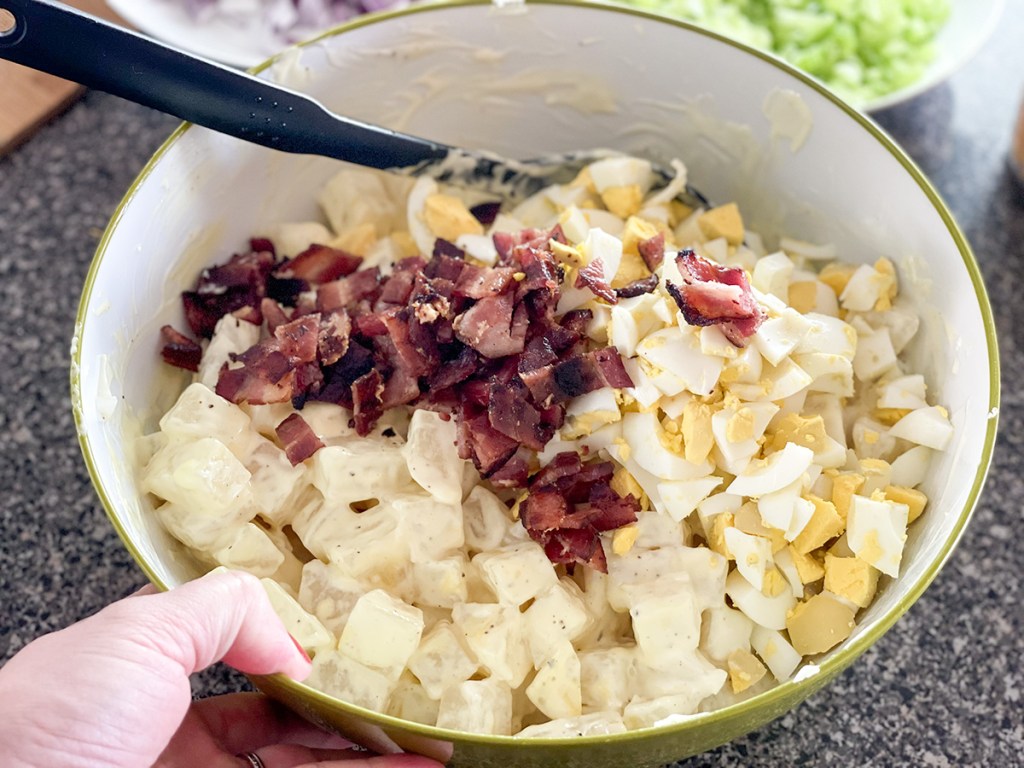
73, 2, 998, 764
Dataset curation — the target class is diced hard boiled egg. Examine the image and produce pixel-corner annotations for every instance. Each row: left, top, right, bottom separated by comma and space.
727, 443, 815, 498
621, 412, 713, 482
637, 327, 723, 397
846, 493, 909, 577
752, 251, 795, 300
658, 477, 723, 523
724, 528, 773, 591
587, 156, 654, 195
753, 309, 814, 366
876, 374, 928, 410
563, 388, 622, 439
887, 406, 954, 450
725, 569, 795, 631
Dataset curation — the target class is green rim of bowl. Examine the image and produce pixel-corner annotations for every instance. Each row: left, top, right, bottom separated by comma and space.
71, 0, 1001, 751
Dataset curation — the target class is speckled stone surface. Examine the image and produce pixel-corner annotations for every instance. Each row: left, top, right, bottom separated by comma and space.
1, 5, 1022, 766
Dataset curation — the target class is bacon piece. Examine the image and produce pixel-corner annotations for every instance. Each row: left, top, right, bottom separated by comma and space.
521, 488, 570, 532
453, 292, 524, 358
351, 368, 384, 436
261, 298, 291, 333
637, 232, 666, 271
249, 237, 276, 257
464, 414, 520, 476
276, 244, 362, 285
216, 345, 295, 405
488, 379, 548, 451
575, 258, 617, 304
666, 249, 764, 346
530, 451, 583, 492
427, 346, 478, 390
487, 448, 532, 488
379, 269, 417, 305
615, 273, 659, 299
183, 250, 274, 338
318, 310, 351, 366
382, 309, 435, 378
159, 325, 202, 372
275, 412, 324, 465
316, 268, 381, 312
455, 264, 516, 299
275, 314, 320, 365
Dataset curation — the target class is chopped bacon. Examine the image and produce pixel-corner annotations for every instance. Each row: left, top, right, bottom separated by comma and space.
666, 249, 764, 346
261, 298, 291, 333
518, 450, 639, 573
171, 223, 638, 498
274, 315, 320, 365
275, 412, 324, 465
615, 273, 659, 299
317, 310, 351, 366
183, 249, 274, 337
454, 292, 524, 358
276, 244, 362, 284
160, 325, 202, 372
351, 368, 384, 436
575, 258, 617, 304
249, 237, 276, 258
216, 344, 295, 405
638, 232, 666, 271
317, 268, 381, 312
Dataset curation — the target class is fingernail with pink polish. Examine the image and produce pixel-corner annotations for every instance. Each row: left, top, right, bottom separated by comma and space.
289, 633, 311, 664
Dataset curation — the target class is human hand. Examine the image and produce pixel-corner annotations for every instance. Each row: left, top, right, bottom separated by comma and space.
0, 569, 444, 768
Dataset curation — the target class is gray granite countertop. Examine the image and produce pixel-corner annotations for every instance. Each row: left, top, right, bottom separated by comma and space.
1, 4, 1022, 766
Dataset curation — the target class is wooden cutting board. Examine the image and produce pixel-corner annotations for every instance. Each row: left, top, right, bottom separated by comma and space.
0, 0, 126, 157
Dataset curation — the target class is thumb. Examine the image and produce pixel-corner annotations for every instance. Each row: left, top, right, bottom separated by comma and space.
103, 568, 312, 680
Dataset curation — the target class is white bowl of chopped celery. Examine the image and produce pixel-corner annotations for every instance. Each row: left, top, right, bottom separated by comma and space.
73, 1, 998, 765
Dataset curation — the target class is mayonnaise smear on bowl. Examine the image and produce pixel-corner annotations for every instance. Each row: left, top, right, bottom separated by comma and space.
139, 157, 951, 737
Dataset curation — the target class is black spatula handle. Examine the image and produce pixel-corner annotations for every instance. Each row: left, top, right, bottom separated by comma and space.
0, 0, 450, 168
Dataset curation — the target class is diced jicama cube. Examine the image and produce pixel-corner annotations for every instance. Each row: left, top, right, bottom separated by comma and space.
632, 647, 726, 705
517, 711, 628, 738
524, 580, 592, 669
579, 646, 636, 712
846, 494, 909, 577
393, 494, 464, 563
462, 485, 512, 554
452, 602, 531, 687
526, 639, 582, 720
260, 578, 334, 653
159, 382, 254, 454
306, 649, 393, 712
244, 437, 308, 527
436, 679, 513, 736
210, 523, 284, 577
311, 437, 414, 508
700, 606, 754, 663
297, 559, 366, 636
407, 621, 478, 700
725, 569, 795, 631
386, 674, 440, 726
474, 542, 559, 606
411, 555, 469, 609
156, 501, 243, 552
628, 574, 701, 664
403, 410, 463, 504
144, 437, 253, 521
339, 590, 424, 679
632, 509, 686, 549
607, 545, 727, 613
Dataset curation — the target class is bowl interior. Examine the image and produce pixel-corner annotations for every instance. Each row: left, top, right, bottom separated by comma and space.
72, 2, 998, 765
